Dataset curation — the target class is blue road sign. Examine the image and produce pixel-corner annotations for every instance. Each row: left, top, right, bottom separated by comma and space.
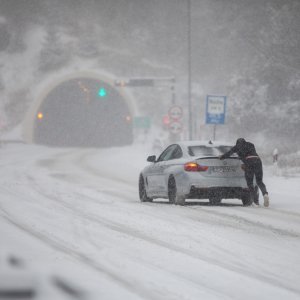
206, 95, 226, 124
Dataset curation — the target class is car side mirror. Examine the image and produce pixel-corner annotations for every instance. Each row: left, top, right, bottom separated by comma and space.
147, 155, 156, 163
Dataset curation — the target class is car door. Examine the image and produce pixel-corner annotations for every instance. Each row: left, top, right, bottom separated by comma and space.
158, 145, 183, 194
146, 145, 177, 196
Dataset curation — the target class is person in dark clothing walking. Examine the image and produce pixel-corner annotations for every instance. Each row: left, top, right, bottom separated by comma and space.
219, 138, 269, 207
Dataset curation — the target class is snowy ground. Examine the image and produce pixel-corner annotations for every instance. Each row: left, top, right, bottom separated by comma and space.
0, 143, 300, 300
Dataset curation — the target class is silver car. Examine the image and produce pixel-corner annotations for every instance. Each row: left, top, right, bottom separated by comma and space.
139, 140, 256, 206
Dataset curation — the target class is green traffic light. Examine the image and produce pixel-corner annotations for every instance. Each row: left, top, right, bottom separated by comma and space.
98, 88, 107, 97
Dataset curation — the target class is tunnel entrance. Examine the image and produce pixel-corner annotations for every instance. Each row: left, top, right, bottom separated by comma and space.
34, 78, 133, 147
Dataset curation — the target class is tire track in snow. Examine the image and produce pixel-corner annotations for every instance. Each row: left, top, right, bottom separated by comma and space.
76, 149, 300, 224
0, 204, 161, 300
14, 180, 300, 298
81, 179, 300, 240
37, 149, 137, 202
34, 150, 300, 290
20, 148, 300, 296
186, 206, 300, 238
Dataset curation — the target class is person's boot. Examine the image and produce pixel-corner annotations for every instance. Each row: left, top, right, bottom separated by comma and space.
263, 193, 269, 207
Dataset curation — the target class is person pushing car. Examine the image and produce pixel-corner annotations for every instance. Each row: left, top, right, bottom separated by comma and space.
219, 138, 269, 207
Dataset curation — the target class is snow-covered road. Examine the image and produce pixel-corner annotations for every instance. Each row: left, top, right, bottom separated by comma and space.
1, 143, 300, 300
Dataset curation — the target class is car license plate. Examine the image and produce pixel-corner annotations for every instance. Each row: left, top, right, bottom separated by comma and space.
211, 166, 236, 173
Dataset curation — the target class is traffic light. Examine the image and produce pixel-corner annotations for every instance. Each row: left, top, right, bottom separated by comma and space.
97, 88, 107, 98
162, 115, 170, 128
125, 115, 132, 123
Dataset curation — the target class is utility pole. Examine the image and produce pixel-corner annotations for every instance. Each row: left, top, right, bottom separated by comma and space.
171, 77, 176, 105
187, 0, 193, 140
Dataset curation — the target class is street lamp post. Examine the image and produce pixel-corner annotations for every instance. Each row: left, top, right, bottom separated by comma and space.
187, 0, 193, 140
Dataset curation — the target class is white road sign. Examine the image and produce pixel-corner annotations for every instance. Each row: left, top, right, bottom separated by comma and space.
169, 120, 183, 134
207, 96, 225, 114
206, 95, 226, 124
168, 105, 183, 120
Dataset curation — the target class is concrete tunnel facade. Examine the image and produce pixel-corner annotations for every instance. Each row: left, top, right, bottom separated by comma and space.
23, 72, 137, 147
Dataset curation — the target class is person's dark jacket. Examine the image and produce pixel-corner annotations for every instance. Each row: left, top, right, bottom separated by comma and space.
220, 138, 259, 163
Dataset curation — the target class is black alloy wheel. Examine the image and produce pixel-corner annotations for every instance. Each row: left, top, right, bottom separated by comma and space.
241, 190, 253, 206
209, 197, 222, 205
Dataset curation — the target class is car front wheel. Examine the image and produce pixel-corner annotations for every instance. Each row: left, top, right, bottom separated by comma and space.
139, 175, 152, 202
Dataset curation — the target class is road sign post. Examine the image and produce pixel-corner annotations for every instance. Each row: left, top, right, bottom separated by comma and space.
169, 121, 183, 135
168, 105, 183, 142
115, 77, 177, 141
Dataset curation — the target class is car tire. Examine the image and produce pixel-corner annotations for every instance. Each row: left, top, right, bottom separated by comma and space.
139, 175, 153, 202
209, 197, 222, 205
168, 176, 185, 205
241, 190, 253, 206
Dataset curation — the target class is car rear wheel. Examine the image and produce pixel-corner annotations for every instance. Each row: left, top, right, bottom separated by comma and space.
209, 197, 222, 205
139, 175, 153, 202
241, 190, 253, 206
168, 176, 185, 205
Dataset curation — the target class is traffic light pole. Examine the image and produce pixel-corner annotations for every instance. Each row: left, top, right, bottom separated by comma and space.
171, 80, 176, 105
115, 77, 176, 107
187, 0, 193, 140
115, 77, 179, 143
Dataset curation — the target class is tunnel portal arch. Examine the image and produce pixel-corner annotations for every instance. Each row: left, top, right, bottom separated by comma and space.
23, 72, 137, 147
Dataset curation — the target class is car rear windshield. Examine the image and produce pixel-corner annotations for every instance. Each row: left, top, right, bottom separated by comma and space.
188, 146, 236, 157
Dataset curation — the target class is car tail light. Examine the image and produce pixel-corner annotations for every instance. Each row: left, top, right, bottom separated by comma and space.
184, 162, 209, 172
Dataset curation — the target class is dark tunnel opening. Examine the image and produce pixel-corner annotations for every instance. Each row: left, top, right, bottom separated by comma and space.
34, 78, 133, 147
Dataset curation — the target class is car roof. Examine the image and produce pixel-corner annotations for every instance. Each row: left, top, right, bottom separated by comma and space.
177, 140, 233, 148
